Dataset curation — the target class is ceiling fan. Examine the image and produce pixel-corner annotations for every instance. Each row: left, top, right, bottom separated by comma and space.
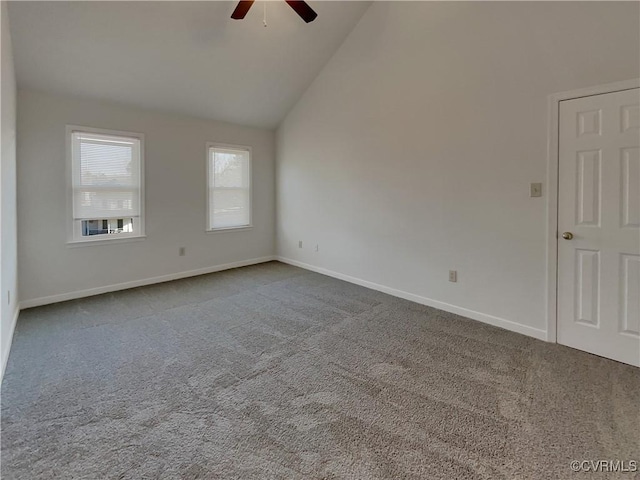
231, 1, 318, 23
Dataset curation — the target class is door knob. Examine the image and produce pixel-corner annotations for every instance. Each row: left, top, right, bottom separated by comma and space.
562, 232, 574, 240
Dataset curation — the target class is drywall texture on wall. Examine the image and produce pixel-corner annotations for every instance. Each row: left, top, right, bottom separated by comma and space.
18, 90, 275, 304
277, 2, 640, 336
1, 1, 19, 375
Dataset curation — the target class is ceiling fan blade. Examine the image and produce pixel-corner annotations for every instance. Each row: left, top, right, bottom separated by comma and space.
231, 1, 255, 20
285, 1, 317, 23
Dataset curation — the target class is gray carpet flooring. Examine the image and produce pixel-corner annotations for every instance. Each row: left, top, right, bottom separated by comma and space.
1, 261, 638, 479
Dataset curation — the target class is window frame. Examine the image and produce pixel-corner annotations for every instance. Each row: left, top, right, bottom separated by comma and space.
66, 125, 146, 246
206, 142, 253, 232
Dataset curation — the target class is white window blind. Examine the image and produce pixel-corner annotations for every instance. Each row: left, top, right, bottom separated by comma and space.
71, 131, 141, 221
208, 146, 251, 230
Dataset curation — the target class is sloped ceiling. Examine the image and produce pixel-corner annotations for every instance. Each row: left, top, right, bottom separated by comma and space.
8, 1, 371, 128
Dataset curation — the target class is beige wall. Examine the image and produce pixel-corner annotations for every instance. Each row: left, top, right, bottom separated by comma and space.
276, 2, 640, 338
18, 89, 276, 304
1, 1, 18, 375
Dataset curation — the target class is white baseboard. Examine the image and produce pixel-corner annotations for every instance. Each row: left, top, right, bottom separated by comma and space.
277, 256, 548, 341
18, 253, 546, 345
20, 255, 277, 309
1, 304, 20, 381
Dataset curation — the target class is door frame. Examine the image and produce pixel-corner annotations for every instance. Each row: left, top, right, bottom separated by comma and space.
545, 78, 640, 343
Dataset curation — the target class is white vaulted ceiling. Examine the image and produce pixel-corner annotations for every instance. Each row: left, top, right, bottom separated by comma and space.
8, 1, 371, 128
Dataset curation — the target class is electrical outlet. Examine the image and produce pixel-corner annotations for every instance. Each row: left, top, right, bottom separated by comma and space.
179, 247, 186, 256
530, 183, 542, 197
298, 240, 303, 248
315, 244, 319, 252
449, 270, 457, 283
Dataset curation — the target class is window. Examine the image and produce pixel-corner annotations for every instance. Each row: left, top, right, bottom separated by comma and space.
207, 144, 251, 230
68, 127, 144, 243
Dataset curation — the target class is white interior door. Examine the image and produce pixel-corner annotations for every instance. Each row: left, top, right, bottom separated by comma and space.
558, 88, 640, 367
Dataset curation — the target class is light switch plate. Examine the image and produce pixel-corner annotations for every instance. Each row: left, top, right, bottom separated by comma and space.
530, 183, 542, 197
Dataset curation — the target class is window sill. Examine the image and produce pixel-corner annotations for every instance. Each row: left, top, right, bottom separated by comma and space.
206, 226, 253, 234
66, 235, 147, 248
